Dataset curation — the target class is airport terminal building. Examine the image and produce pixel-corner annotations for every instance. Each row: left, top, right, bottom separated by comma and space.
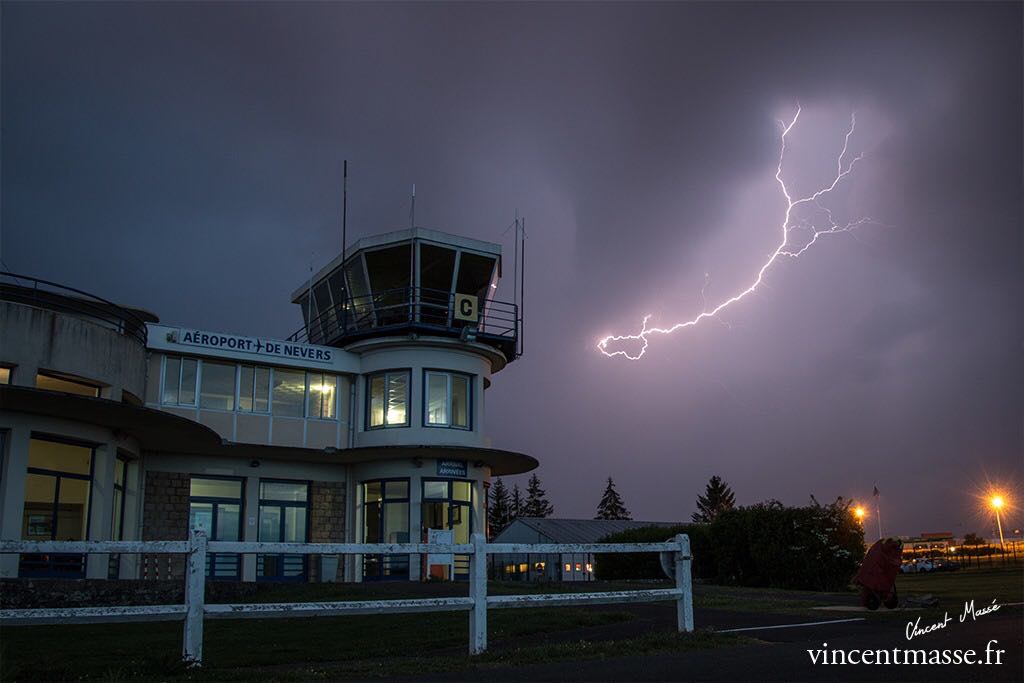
0, 227, 536, 583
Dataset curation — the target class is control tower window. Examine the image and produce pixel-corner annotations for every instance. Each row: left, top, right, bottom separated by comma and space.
367, 370, 409, 429
455, 252, 497, 302
424, 371, 471, 429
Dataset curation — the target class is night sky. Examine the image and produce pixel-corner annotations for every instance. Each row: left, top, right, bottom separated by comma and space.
2, 2, 1021, 537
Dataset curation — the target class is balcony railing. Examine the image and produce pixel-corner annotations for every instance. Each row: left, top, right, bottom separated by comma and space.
289, 286, 520, 359
1, 272, 149, 345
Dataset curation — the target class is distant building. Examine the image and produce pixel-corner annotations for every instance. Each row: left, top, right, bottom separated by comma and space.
491, 518, 679, 582
0, 227, 536, 583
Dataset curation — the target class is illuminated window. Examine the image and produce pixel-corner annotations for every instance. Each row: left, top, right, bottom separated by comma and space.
518, 563, 528, 573
564, 563, 571, 572
162, 356, 197, 406
424, 371, 471, 429
585, 563, 593, 573
0, 367, 11, 384
272, 369, 305, 418
534, 562, 545, 571
367, 370, 409, 428
35, 372, 100, 398
575, 563, 582, 572
21, 438, 94, 577
307, 372, 338, 420
239, 365, 271, 413
200, 361, 236, 411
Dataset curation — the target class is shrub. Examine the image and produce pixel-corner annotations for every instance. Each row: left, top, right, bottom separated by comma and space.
593, 498, 864, 591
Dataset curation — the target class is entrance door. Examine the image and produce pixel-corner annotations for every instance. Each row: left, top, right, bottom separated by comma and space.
421, 479, 472, 580
257, 480, 309, 581
189, 477, 243, 580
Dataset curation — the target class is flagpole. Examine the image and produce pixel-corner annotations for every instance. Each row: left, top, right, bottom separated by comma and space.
873, 484, 882, 541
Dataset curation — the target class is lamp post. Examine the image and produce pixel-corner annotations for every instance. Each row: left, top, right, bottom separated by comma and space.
990, 495, 1006, 550
854, 506, 865, 523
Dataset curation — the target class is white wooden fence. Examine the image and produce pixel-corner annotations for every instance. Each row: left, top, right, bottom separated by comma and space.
0, 531, 693, 666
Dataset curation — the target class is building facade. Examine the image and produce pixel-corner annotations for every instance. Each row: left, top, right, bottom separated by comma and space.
0, 227, 536, 583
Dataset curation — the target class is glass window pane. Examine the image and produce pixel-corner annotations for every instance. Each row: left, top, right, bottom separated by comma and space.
386, 373, 408, 426
272, 369, 305, 418
320, 374, 337, 419
56, 477, 90, 540
189, 502, 213, 535
456, 252, 497, 302
260, 481, 308, 502
384, 480, 408, 500
254, 367, 270, 412
180, 359, 197, 406
384, 502, 409, 543
363, 501, 381, 542
453, 481, 472, 503
259, 506, 282, 542
369, 375, 385, 427
112, 488, 124, 540
114, 458, 127, 487
217, 504, 241, 541
0, 367, 10, 384
23, 473, 56, 539
239, 366, 255, 411
162, 357, 180, 404
365, 244, 412, 293
285, 507, 307, 542
28, 438, 92, 476
452, 375, 469, 428
36, 373, 100, 397
308, 373, 336, 420
200, 362, 236, 410
363, 481, 382, 504
420, 244, 457, 293
423, 481, 448, 500
426, 373, 448, 425
190, 477, 243, 499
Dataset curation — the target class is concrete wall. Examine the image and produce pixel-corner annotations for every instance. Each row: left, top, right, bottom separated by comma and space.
0, 301, 147, 401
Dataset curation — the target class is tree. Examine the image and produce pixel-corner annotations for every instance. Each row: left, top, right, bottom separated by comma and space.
488, 478, 513, 537
963, 532, 984, 546
595, 477, 631, 520
692, 475, 736, 523
510, 484, 523, 520
522, 473, 554, 518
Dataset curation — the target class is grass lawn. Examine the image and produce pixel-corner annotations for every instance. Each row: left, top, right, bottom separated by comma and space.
896, 562, 1024, 606
0, 581, 750, 682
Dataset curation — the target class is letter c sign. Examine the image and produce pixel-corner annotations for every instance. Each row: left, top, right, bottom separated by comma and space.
454, 294, 479, 322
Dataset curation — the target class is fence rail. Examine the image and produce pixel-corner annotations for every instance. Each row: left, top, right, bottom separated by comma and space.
0, 532, 693, 667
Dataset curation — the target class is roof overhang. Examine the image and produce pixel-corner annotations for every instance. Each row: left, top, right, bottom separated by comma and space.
0, 386, 537, 476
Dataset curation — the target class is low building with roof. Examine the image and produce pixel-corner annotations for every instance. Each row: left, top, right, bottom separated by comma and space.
490, 517, 680, 582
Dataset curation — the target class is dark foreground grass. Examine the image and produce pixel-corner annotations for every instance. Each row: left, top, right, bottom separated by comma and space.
0, 610, 748, 682
896, 562, 1023, 606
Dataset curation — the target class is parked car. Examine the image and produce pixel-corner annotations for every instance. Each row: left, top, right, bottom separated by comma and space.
901, 558, 936, 573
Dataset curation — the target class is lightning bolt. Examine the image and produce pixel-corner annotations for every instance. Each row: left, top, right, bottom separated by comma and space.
597, 106, 878, 360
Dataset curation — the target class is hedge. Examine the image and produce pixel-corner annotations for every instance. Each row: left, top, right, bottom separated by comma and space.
594, 498, 865, 591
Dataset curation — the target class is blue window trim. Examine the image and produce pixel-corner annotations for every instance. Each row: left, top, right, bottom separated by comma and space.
364, 369, 412, 430
360, 477, 411, 581
189, 474, 245, 581
256, 478, 311, 582
421, 369, 473, 431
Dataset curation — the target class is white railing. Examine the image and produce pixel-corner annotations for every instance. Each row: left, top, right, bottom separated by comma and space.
0, 532, 693, 667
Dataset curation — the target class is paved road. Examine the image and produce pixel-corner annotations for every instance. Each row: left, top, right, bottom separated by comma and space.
417, 605, 1024, 682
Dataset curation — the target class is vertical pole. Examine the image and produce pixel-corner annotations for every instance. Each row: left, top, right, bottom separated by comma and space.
469, 532, 488, 654
674, 534, 694, 633
183, 528, 207, 666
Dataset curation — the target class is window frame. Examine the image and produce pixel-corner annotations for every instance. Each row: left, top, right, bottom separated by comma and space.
365, 369, 411, 430
256, 478, 311, 582
360, 477, 411, 580
237, 364, 272, 414
306, 372, 339, 421
422, 369, 473, 430
188, 474, 245, 580
160, 355, 198, 407
35, 371, 102, 398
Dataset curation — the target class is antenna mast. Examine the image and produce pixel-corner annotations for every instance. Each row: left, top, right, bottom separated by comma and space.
342, 160, 348, 262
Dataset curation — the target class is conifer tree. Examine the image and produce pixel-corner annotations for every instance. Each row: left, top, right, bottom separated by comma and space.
595, 477, 631, 520
522, 473, 555, 518
692, 475, 736, 523
488, 477, 513, 536
510, 484, 523, 520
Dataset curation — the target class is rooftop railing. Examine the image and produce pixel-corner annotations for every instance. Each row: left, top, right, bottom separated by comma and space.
289, 286, 521, 359
0, 272, 149, 345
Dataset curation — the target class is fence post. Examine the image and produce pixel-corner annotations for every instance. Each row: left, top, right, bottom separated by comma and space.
674, 534, 694, 633
469, 532, 488, 654
183, 528, 207, 666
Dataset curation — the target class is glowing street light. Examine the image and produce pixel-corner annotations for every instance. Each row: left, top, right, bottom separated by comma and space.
854, 506, 866, 522
990, 494, 1006, 549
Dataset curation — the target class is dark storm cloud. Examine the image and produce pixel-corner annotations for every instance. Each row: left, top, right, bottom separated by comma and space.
2, 1, 1020, 535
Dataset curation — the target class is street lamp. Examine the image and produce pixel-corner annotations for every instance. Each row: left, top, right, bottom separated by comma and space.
990, 495, 1006, 549
854, 506, 866, 523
